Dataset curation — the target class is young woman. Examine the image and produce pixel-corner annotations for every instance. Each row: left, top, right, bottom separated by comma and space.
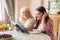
17, 6, 35, 31
35, 6, 54, 40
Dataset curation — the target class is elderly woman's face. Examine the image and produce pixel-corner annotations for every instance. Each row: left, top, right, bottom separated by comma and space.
21, 10, 29, 18
35, 11, 42, 20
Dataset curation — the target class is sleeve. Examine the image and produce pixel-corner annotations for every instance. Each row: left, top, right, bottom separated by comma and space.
46, 20, 53, 33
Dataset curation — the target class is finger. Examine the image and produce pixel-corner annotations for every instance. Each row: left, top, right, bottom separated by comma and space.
44, 12, 47, 17
44, 12, 47, 14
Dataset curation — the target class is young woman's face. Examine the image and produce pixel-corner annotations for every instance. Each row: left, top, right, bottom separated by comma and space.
35, 11, 43, 20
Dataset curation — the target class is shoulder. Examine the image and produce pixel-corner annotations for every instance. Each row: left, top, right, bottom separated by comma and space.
47, 19, 53, 22
26, 18, 36, 24
46, 18, 53, 25
28, 18, 36, 22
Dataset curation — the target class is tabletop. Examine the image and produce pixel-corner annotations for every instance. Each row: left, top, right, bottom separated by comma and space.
0, 30, 51, 40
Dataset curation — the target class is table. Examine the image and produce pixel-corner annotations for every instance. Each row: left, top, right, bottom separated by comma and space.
0, 30, 51, 40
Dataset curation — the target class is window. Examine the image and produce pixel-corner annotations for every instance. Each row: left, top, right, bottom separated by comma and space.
44, 0, 60, 14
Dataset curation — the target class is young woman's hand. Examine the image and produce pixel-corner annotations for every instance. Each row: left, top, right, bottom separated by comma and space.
42, 12, 47, 19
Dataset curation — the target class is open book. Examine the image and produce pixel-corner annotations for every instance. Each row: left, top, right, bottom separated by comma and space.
11, 21, 29, 34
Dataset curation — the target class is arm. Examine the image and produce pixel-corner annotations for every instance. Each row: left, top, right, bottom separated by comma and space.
37, 12, 47, 32
46, 19, 53, 33
46, 19, 54, 40
37, 17, 45, 32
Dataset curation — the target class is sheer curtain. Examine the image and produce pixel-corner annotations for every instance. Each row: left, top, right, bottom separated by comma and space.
0, 0, 5, 24
0, 0, 2, 21
5, 0, 14, 22
0, 0, 14, 25
4, 0, 15, 29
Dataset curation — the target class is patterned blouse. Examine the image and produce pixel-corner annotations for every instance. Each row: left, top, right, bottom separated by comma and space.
35, 19, 54, 40
46, 19, 54, 40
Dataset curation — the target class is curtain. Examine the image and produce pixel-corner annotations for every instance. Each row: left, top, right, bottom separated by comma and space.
4, 0, 15, 29
5, 0, 15, 22
0, 0, 5, 24
0, 0, 2, 22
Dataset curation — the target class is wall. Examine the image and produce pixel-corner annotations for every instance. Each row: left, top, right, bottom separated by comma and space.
15, 0, 29, 22
15, 0, 41, 22
29, 0, 41, 17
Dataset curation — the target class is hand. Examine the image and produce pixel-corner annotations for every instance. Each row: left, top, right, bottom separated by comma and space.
42, 12, 48, 19
15, 27, 20, 31
41, 12, 48, 23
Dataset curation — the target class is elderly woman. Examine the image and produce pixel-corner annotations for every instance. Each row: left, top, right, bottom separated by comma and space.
35, 6, 54, 40
16, 6, 35, 31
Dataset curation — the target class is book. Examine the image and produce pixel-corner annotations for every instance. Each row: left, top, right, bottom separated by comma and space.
11, 21, 29, 34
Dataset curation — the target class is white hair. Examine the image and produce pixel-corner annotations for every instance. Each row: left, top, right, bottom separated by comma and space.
20, 6, 29, 16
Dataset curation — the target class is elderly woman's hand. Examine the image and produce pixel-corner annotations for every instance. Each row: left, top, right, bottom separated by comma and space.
15, 27, 20, 31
